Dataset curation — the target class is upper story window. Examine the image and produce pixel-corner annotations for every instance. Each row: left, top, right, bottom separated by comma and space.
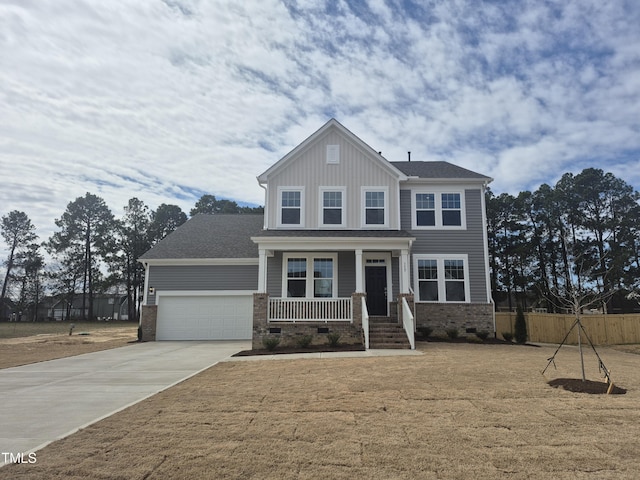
320, 187, 345, 227
412, 189, 465, 229
278, 187, 304, 227
363, 188, 388, 227
414, 255, 469, 303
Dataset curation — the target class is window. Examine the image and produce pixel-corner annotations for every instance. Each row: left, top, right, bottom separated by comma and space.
313, 258, 333, 297
283, 254, 338, 298
279, 188, 304, 227
417, 259, 438, 301
441, 193, 461, 226
416, 193, 435, 226
287, 258, 307, 297
320, 189, 345, 227
444, 259, 466, 301
412, 189, 465, 229
414, 255, 469, 302
362, 188, 388, 227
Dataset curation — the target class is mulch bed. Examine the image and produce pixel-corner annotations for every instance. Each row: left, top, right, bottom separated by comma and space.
233, 343, 366, 356
548, 378, 627, 395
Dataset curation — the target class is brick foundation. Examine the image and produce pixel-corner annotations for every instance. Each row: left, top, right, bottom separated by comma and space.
415, 302, 494, 336
252, 292, 365, 349
140, 305, 158, 341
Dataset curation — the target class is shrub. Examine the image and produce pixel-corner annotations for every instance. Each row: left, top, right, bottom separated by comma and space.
514, 305, 528, 344
476, 330, 490, 341
296, 335, 313, 348
327, 332, 341, 347
262, 336, 281, 351
418, 326, 433, 338
445, 328, 459, 339
502, 332, 514, 342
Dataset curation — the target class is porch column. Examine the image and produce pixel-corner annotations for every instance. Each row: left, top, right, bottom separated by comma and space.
258, 249, 268, 293
400, 249, 410, 294
355, 249, 364, 293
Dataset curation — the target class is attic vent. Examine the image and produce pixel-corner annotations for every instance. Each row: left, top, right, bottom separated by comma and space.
326, 145, 340, 164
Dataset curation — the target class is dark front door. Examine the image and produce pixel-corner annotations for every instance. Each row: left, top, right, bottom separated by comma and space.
365, 266, 387, 316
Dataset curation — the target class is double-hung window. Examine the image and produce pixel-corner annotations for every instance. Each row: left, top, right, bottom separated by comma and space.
412, 189, 465, 229
320, 188, 345, 227
279, 188, 304, 227
363, 188, 388, 227
284, 254, 337, 298
414, 255, 469, 302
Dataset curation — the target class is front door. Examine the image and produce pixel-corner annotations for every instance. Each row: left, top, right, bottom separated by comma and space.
365, 266, 387, 316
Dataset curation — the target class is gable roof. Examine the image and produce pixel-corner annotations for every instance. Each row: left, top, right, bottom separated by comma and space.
392, 161, 492, 182
139, 214, 264, 260
257, 118, 407, 183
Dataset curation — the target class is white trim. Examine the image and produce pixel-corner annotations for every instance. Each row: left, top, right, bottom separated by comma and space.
277, 186, 305, 228
413, 254, 470, 303
282, 253, 339, 299
361, 186, 389, 228
480, 183, 492, 303
156, 290, 257, 298
410, 187, 468, 230
141, 258, 258, 266
319, 186, 347, 228
252, 236, 414, 252
326, 144, 340, 164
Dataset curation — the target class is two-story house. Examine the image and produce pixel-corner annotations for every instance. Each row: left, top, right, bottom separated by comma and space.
139, 119, 494, 348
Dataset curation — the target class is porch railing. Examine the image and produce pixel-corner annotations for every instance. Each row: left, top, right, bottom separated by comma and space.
268, 297, 352, 322
401, 296, 415, 350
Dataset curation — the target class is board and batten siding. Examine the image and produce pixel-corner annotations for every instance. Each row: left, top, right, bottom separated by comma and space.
400, 188, 489, 303
265, 129, 401, 229
147, 264, 258, 305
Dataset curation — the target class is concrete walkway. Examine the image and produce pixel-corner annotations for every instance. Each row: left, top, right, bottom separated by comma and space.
0, 341, 249, 462
225, 348, 423, 362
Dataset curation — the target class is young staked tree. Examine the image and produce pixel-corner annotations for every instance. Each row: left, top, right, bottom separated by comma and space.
545, 234, 616, 382
1, 210, 38, 301
48, 193, 115, 321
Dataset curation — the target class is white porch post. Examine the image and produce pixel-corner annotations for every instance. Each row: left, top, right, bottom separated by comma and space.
258, 249, 268, 293
355, 249, 364, 293
400, 249, 410, 294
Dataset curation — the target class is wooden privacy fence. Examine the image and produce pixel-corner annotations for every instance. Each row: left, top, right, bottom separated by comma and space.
495, 312, 640, 345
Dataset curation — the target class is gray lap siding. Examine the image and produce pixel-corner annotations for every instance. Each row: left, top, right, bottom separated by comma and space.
146, 264, 258, 305
400, 188, 489, 303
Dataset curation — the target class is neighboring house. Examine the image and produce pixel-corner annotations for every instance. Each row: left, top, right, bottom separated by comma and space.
139, 119, 494, 348
47, 294, 129, 321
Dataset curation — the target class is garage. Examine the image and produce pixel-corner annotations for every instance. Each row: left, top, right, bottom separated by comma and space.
156, 294, 253, 340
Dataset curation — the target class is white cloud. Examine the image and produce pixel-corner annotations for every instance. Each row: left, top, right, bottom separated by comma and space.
0, 0, 639, 261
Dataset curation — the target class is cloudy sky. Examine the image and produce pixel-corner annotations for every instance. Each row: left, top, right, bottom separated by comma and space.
1, 0, 639, 248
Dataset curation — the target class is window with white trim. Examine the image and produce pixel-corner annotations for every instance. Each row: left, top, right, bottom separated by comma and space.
362, 188, 388, 227
320, 188, 345, 227
412, 189, 465, 229
284, 254, 337, 298
414, 255, 469, 302
279, 188, 304, 227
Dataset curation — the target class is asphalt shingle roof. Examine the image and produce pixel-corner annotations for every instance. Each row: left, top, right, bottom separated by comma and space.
139, 214, 264, 260
391, 161, 491, 180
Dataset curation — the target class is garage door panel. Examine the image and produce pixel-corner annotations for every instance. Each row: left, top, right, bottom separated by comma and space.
156, 295, 253, 340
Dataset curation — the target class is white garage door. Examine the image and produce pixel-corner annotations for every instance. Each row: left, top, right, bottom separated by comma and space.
156, 295, 253, 340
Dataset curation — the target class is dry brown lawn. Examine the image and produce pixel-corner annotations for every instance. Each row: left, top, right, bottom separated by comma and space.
0, 325, 137, 369
2, 342, 640, 479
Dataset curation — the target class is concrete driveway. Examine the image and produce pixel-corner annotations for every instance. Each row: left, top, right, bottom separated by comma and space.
0, 340, 249, 462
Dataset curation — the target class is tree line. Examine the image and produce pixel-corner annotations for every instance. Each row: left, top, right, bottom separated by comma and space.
0, 195, 262, 322
487, 167, 640, 313
3, 167, 640, 322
